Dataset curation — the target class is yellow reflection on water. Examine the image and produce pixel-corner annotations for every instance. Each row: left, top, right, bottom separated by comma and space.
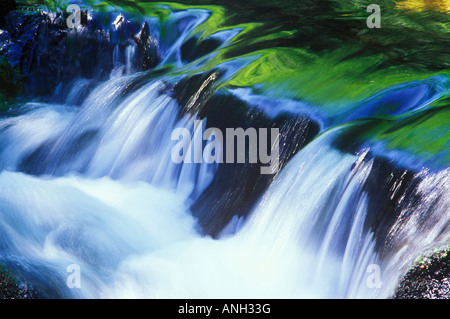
396, 0, 450, 13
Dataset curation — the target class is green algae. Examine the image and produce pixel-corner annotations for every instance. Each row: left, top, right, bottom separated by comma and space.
10, 0, 450, 165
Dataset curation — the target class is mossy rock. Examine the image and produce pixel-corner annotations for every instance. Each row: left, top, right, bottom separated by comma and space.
0, 264, 38, 299
394, 247, 450, 299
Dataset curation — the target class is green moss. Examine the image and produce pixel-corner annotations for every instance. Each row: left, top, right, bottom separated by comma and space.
336, 101, 450, 168
142, 1, 449, 108
8, 0, 449, 164
20, 0, 66, 13
379, 108, 450, 162
23, 1, 448, 108
0, 57, 23, 110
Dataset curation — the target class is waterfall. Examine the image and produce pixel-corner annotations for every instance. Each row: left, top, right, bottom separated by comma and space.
0, 73, 448, 299
0, 77, 218, 200
379, 167, 450, 296
232, 130, 379, 298
2, 112, 439, 298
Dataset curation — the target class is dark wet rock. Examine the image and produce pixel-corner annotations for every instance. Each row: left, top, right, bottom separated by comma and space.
0, 0, 16, 26
170, 73, 320, 236
394, 248, 450, 299
0, 54, 22, 109
1, 9, 43, 70
0, 7, 159, 99
181, 36, 222, 64
194, 109, 319, 237
0, 264, 38, 299
361, 157, 420, 252
134, 22, 159, 70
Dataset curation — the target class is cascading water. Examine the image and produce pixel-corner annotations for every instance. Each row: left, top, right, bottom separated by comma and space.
0, 1, 449, 299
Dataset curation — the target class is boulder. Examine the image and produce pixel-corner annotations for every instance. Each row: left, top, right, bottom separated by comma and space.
394, 248, 450, 299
